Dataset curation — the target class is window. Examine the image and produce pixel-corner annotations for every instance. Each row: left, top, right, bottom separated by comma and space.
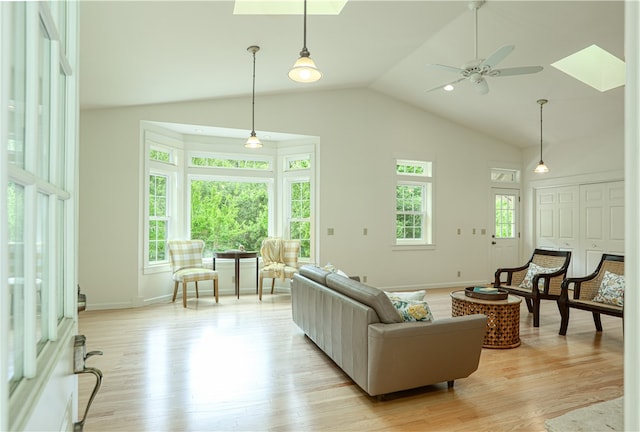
148, 174, 168, 262
495, 193, 517, 239
395, 160, 433, 245
145, 139, 180, 267
143, 128, 317, 268
491, 168, 520, 183
190, 179, 269, 256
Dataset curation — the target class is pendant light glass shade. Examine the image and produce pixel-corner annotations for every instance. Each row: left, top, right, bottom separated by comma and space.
289, 0, 322, 83
246, 45, 262, 149
534, 98, 548, 173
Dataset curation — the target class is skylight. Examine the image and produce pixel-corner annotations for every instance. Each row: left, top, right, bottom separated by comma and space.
551, 44, 625, 92
234, 0, 348, 15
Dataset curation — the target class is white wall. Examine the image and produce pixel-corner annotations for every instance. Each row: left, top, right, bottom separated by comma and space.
79, 88, 524, 309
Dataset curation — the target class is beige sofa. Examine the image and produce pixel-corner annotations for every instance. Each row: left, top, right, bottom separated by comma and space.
291, 265, 488, 397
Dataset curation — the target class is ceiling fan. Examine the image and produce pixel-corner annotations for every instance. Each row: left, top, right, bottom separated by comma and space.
427, 0, 543, 95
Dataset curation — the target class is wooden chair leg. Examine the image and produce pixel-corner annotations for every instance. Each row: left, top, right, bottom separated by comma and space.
259, 276, 263, 301
195, 281, 199, 298
172, 281, 179, 302
524, 298, 534, 313
214, 279, 219, 303
533, 299, 541, 327
271, 278, 276, 294
182, 282, 187, 308
559, 305, 570, 335
593, 312, 603, 332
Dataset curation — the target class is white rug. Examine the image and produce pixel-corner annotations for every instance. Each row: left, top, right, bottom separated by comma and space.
545, 397, 623, 432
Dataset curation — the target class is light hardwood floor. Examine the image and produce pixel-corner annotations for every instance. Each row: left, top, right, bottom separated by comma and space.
78, 287, 623, 431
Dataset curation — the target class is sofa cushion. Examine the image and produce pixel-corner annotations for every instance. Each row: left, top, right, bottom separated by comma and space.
326, 274, 403, 324
299, 265, 331, 286
389, 298, 433, 322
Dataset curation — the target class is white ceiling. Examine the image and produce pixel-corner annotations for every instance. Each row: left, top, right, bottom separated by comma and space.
79, 0, 625, 149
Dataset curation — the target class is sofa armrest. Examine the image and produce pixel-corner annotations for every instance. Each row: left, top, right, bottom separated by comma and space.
366, 315, 487, 396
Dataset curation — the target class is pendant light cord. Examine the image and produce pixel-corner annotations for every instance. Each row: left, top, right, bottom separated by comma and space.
301, 0, 309, 55
539, 101, 543, 160
251, 49, 256, 134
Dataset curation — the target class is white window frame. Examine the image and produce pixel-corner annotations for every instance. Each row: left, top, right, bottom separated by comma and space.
143, 133, 182, 273
394, 159, 434, 248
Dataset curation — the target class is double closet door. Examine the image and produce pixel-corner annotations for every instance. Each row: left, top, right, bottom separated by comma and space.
535, 181, 624, 277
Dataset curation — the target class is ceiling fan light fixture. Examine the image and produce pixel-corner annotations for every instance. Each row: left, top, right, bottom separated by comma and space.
245, 45, 262, 149
534, 98, 549, 173
289, 0, 322, 83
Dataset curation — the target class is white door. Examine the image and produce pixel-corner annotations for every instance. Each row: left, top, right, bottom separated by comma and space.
490, 188, 520, 274
535, 185, 580, 276
580, 181, 625, 273
1, 2, 80, 430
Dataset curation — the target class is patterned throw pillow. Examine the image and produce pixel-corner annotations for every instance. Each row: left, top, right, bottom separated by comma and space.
389, 298, 434, 322
519, 262, 561, 289
593, 271, 625, 307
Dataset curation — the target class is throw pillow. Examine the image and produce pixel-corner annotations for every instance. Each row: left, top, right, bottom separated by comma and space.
384, 290, 426, 301
389, 298, 433, 322
519, 262, 561, 289
593, 271, 625, 307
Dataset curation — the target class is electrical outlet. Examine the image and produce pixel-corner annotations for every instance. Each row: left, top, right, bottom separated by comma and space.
328, 228, 334, 235
473, 228, 477, 235
363, 228, 368, 235
363, 276, 367, 283
481, 228, 486, 235
457, 228, 461, 235
457, 271, 461, 277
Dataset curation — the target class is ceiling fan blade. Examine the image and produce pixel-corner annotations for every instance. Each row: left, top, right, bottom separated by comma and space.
492, 66, 544, 77
474, 77, 489, 95
427, 64, 465, 74
480, 45, 514, 69
426, 77, 466, 93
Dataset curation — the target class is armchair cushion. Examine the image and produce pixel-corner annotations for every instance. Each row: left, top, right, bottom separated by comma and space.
519, 263, 561, 289
593, 271, 625, 307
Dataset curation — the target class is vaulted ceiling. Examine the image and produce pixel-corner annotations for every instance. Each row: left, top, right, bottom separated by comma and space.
79, 1, 624, 148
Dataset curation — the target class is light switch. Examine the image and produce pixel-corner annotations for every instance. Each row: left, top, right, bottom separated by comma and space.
328, 228, 334, 235
363, 228, 368, 235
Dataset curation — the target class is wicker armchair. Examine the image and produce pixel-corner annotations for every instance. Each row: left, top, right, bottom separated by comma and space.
558, 254, 624, 335
494, 249, 571, 327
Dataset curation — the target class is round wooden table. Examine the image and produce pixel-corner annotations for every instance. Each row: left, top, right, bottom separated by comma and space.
450, 290, 522, 349
213, 250, 258, 298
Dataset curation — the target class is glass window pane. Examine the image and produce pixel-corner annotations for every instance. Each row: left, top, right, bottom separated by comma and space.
38, 22, 52, 180
191, 180, 268, 255
57, 199, 65, 321
9, 3, 27, 168
36, 193, 50, 350
8, 182, 25, 390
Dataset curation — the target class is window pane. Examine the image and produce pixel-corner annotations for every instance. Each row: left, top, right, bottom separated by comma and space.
191, 180, 268, 255
8, 182, 25, 390
57, 199, 65, 321
38, 22, 52, 180
495, 194, 516, 239
190, 156, 269, 170
8, 3, 27, 168
149, 175, 168, 262
150, 148, 170, 162
36, 193, 50, 350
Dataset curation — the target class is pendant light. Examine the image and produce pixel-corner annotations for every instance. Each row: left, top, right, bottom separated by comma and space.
534, 98, 549, 173
288, 0, 322, 83
245, 45, 262, 149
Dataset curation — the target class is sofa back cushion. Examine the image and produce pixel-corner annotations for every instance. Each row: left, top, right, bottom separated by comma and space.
299, 265, 331, 286
326, 274, 403, 324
